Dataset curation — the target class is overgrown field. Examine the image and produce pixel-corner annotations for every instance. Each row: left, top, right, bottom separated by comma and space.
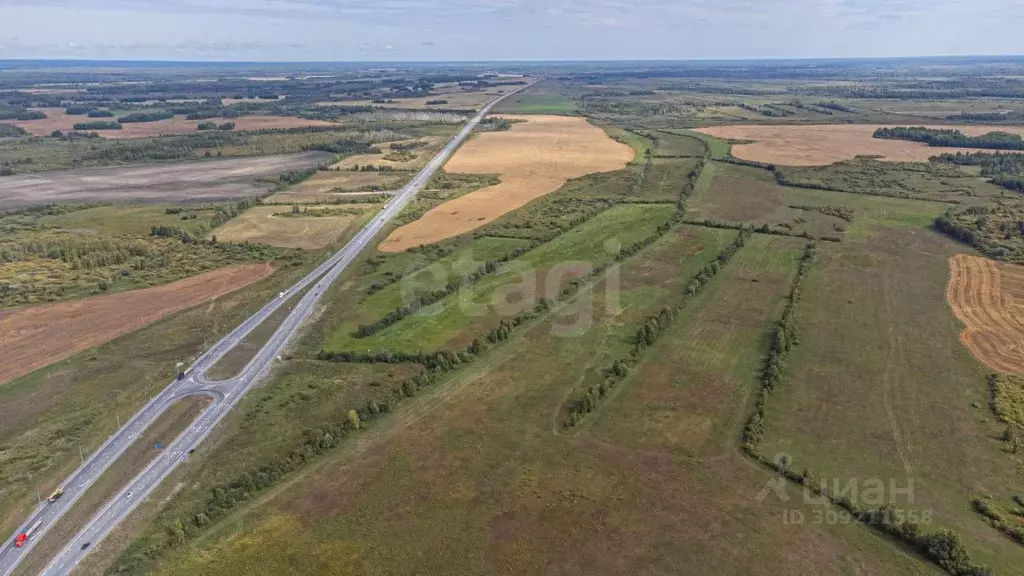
0, 202, 284, 308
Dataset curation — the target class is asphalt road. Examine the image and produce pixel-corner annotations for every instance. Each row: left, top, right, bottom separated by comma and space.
0, 83, 530, 576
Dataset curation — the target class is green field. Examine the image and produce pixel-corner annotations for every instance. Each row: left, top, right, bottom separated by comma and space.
494, 93, 576, 115
324, 203, 677, 353
142, 232, 935, 576
686, 161, 953, 238
757, 223, 1024, 573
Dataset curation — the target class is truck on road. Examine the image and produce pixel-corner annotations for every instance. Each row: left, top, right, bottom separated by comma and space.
47, 487, 64, 503
14, 520, 42, 547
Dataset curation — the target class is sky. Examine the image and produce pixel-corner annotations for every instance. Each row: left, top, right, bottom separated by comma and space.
1, 0, 1023, 61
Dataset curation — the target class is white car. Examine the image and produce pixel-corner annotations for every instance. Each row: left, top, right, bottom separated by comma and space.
125, 491, 133, 500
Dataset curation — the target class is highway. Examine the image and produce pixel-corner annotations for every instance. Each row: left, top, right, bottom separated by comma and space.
0, 83, 531, 576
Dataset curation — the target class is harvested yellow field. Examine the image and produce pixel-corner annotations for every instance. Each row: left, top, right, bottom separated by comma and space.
946, 254, 1024, 373
213, 205, 372, 249
696, 124, 1024, 166
378, 115, 632, 252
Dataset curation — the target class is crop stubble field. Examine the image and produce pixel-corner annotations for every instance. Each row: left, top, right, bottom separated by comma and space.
696, 124, 1024, 165
946, 254, 1024, 374
211, 205, 375, 249
378, 115, 633, 251
0, 263, 274, 385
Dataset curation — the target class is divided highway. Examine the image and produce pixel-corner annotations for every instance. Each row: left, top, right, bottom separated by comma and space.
0, 83, 531, 576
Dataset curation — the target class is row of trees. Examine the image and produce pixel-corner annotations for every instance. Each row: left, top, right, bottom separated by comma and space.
743, 242, 815, 450
353, 245, 532, 338
196, 121, 235, 131
117, 111, 175, 123
875, 126, 1024, 151
788, 204, 855, 222
564, 228, 751, 428
72, 121, 121, 130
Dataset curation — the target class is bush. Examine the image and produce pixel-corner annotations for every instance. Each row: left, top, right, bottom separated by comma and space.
0, 123, 28, 137
117, 112, 174, 123
72, 121, 122, 131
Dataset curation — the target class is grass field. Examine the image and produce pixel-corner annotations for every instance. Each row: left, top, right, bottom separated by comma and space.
653, 130, 708, 157
661, 128, 731, 159
328, 203, 677, 353
493, 93, 576, 115
758, 223, 1024, 573
212, 205, 375, 249
685, 161, 954, 237
583, 234, 805, 456
137, 232, 936, 576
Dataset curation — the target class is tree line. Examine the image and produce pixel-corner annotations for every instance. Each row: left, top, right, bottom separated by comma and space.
197, 121, 235, 131
118, 111, 175, 123
730, 242, 999, 576
874, 126, 1024, 151
563, 229, 751, 428
742, 242, 815, 450
72, 121, 121, 131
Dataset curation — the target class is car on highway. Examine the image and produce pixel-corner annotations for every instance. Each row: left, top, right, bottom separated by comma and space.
125, 491, 133, 500
80, 543, 90, 551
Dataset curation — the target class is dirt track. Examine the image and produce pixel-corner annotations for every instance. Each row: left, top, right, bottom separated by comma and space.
696, 124, 1024, 166
0, 263, 275, 386
0, 152, 331, 211
378, 115, 632, 252
946, 254, 1024, 373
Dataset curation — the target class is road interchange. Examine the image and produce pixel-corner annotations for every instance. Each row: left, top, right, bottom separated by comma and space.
0, 83, 531, 576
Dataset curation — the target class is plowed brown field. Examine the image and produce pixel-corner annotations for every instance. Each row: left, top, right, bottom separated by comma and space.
0, 263, 274, 385
696, 124, 1024, 166
946, 254, 1024, 373
9, 108, 331, 138
378, 115, 632, 252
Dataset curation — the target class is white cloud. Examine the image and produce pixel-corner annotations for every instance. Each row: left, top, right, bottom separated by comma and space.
0, 0, 1022, 60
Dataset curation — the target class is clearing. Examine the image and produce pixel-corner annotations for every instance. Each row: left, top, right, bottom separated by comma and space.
946, 253, 1024, 373
0, 152, 331, 211
9, 108, 333, 138
0, 263, 274, 386
378, 115, 633, 252
696, 124, 1024, 166
211, 205, 375, 249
